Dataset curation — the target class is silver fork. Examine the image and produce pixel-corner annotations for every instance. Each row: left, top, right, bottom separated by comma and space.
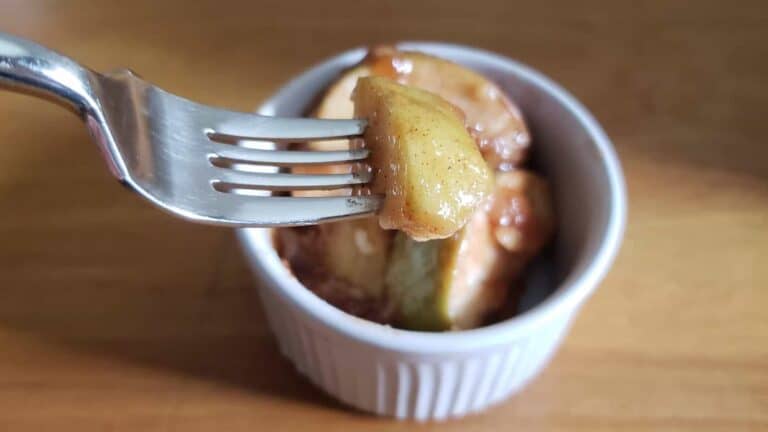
0, 32, 380, 226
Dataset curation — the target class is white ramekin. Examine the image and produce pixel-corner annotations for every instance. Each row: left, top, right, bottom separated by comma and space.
237, 42, 626, 421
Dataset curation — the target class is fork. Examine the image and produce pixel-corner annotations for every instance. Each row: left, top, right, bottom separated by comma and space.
0, 32, 380, 226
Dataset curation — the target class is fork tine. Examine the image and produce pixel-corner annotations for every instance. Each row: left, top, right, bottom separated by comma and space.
212, 168, 372, 191
206, 109, 367, 140
203, 195, 382, 226
212, 146, 370, 165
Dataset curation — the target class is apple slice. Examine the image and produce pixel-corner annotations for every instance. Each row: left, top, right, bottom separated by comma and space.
384, 170, 555, 331
367, 47, 531, 170
353, 76, 493, 240
307, 47, 530, 171
278, 217, 391, 299
487, 171, 555, 255
386, 211, 521, 331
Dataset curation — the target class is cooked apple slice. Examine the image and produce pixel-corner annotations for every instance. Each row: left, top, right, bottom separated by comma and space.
277, 217, 392, 301
353, 76, 493, 240
386, 211, 522, 331
366, 47, 530, 170
315, 65, 371, 122
316, 218, 392, 298
487, 171, 555, 255
384, 171, 555, 331
303, 47, 530, 171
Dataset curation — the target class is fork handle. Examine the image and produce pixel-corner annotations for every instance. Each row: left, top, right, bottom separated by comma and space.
0, 32, 96, 114
0, 32, 128, 180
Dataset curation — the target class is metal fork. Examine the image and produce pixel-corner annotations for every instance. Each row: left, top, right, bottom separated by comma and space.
0, 32, 380, 226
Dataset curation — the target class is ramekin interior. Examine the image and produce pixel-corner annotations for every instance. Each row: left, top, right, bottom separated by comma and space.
237, 42, 626, 354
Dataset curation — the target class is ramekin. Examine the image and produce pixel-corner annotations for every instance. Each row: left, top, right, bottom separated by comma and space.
236, 42, 626, 421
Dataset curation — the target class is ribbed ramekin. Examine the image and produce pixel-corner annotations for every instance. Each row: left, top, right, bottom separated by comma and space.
237, 42, 626, 421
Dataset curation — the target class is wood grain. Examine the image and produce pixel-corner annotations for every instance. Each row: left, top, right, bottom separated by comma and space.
0, 1, 766, 430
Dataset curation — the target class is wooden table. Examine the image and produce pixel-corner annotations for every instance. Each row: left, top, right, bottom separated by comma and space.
1, 1, 766, 430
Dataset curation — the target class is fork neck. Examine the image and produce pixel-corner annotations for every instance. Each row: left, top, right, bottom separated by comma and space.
0, 31, 98, 115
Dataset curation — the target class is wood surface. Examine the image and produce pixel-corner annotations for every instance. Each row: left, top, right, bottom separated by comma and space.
0, 1, 766, 430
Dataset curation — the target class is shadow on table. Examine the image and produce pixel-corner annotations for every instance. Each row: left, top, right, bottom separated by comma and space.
0, 236, 348, 414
